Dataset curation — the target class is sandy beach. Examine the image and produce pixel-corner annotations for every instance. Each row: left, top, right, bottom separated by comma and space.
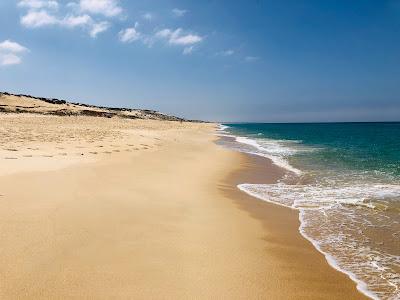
0, 113, 367, 299
2, 1, 399, 297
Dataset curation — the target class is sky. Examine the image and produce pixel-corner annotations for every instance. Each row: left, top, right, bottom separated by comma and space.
0, 0, 400, 122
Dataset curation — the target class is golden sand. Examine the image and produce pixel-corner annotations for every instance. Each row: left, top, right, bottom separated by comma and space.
0, 114, 367, 299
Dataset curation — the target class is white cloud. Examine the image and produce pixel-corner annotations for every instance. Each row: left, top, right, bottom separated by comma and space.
156, 28, 203, 46
155, 28, 172, 38
62, 14, 92, 27
18, 1, 110, 38
0, 40, 29, 53
172, 8, 187, 17
172, 34, 201, 45
0, 54, 22, 66
170, 31, 202, 45
119, 27, 140, 43
245, 56, 259, 62
18, 0, 58, 10
20, 10, 59, 27
153, 28, 203, 55
0, 40, 29, 66
79, 0, 122, 17
89, 21, 110, 38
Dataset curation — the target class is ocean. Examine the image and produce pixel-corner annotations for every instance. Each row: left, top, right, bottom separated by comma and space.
218, 122, 400, 300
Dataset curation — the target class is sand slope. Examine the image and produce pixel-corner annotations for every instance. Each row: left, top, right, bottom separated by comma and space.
0, 92, 191, 121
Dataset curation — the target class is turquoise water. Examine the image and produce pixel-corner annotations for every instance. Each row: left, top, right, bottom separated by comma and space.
226, 122, 400, 178
219, 123, 400, 300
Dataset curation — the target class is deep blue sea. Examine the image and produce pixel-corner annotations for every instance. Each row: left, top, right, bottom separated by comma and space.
218, 122, 400, 300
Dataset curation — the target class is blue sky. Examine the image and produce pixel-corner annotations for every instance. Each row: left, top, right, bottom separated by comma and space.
0, 0, 399, 122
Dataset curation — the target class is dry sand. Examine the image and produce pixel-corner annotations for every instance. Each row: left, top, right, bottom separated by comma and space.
0, 114, 367, 299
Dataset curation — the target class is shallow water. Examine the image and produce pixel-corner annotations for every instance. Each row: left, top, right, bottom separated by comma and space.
218, 122, 400, 300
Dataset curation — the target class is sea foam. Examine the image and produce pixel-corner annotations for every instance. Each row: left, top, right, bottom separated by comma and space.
238, 182, 400, 300
234, 136, 303, 175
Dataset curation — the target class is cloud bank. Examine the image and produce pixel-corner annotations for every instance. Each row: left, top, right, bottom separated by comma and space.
79, 0, 122, 17
18, 0, 117, 38
14, 1, 255, 59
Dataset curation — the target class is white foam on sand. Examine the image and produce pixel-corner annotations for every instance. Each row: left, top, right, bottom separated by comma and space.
238, 182, 400, 300
218, 124, 230, 131
238, 183, 400, 210
235, 136, 303, 175
219, 125, 400, 299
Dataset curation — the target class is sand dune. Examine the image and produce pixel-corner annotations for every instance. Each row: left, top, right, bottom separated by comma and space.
0, 92, 194, 121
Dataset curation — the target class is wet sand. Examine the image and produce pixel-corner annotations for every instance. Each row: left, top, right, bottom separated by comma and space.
221, 153, 369, 299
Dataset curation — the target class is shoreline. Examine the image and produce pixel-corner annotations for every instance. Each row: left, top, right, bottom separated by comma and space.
221, 151, 369, 299
218, 125, 398, 299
